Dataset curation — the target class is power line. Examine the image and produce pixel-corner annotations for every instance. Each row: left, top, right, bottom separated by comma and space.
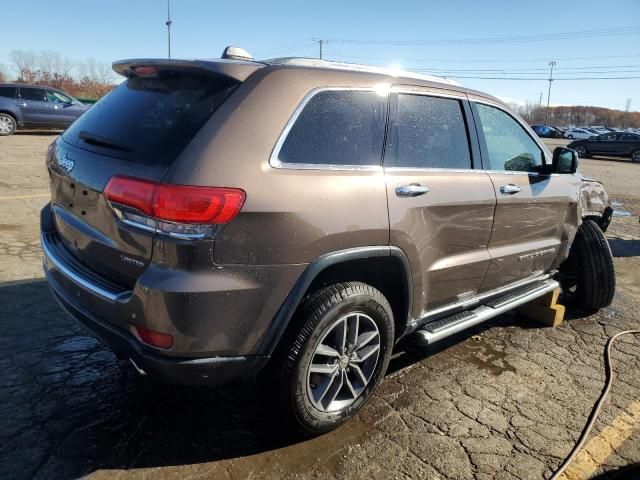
433, 75, 640, 80
324, 26, 640, 46
253, 40, 313, 55
411, 64, 640, 73
324, 53, 640, 64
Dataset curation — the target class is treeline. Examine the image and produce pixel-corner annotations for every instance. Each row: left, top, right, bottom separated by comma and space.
1, 50, 117, 100
506, 101, 639, 128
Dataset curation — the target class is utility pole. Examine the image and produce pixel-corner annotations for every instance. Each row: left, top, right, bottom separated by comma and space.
166, 0, 172, 59
314, 39, 325, 59
624, 98, 632, 128
539, 92, 543, 106
545, 61, 556, 125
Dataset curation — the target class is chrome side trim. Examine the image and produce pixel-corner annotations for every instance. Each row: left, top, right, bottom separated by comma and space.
269, 86, 388, 171
384, 166, 487, 174
390, 85, 467, 100
41, 233, 131, 304
413, 272, 554, 327
414, 279, 560, 345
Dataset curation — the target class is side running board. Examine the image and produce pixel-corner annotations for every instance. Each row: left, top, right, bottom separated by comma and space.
413, 279, 560, 346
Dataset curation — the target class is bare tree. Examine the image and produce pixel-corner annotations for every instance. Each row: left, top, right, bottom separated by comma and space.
79, 58, 117, 84
37, 51, 74, 77
0, 63, 7, 82
9, 50, 38, 77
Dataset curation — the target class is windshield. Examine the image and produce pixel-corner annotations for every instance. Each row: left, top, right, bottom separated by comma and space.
62, 71, 238, 165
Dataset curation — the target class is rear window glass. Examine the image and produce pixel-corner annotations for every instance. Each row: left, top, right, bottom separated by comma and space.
62, 72, 237, 165
0, 87, 17, 99
277, 90, 386, 167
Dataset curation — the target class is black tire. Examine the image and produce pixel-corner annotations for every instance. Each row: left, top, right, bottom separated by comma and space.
0, 113, 17, 136
561, 220, 615, 310
574, 145, 588, 158
567, 134, 574, 139
632, 150, 640, 163
272, 282, 394, 436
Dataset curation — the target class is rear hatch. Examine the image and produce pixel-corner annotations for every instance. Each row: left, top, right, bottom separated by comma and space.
48, 59, 262, 289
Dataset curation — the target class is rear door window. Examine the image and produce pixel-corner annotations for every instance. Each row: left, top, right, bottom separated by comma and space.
277, 90, 386, 167
62, 72, 238, 165
385, 93, 472, 169
0, 87, 17, 99
20, 87, 48, 102
474, 103, 544, 173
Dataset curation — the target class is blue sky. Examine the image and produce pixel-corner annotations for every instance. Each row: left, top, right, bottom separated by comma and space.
2, 0, 639, 110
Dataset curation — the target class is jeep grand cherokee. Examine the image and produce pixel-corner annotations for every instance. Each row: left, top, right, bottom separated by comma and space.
41, 47, 615, 435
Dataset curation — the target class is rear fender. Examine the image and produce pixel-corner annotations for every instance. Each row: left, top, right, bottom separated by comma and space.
258, 246, 413, 356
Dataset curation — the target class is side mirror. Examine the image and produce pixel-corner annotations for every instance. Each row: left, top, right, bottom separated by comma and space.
552, 147, 578, 174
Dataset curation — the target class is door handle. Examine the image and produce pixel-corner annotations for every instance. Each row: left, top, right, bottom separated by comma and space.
500, 184, 521, 194
16, 102, 27, 107
396, 184, 430, 197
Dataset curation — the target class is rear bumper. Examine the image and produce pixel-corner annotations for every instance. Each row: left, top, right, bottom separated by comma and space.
46, 267, 267, 387
40, 203, 304, 386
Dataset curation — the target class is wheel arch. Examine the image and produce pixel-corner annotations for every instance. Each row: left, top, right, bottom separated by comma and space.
0, 109, 20, 121
258, 246, 413, 356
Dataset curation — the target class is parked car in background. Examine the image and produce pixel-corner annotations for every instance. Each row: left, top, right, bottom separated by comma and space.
0, 84, 90, 135
531, 125, 562, 138
568, 132, 640, 162
550, 126, 568, 137
582, 128, 603, 136
564, 127, 595, 140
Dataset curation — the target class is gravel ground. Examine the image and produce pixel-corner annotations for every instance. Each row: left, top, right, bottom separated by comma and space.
0, 134, 639, 480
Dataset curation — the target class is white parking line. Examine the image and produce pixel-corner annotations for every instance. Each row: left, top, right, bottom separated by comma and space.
0, 193, 50, 201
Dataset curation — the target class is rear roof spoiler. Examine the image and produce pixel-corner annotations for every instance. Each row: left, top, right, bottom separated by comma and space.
112, 58, 265, 82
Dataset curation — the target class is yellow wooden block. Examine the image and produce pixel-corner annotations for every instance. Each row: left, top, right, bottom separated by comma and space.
517, 288, 565, 327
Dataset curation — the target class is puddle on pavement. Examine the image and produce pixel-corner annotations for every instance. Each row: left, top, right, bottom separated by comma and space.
458, 339, 517, 376
220, 417, 372, 479
613, 209, 633, 217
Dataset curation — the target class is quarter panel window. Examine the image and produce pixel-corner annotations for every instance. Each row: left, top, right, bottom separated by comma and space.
20, 87, 47, 102
278, 90, 386, 166
0, 87, 17, 99
475, 103, 544, 172
385, 94, 472, 169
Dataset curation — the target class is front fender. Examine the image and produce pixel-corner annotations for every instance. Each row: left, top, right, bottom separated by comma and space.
579, 176, 612, 231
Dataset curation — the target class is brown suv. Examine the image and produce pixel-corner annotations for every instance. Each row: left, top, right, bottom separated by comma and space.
41, 48, 615, 435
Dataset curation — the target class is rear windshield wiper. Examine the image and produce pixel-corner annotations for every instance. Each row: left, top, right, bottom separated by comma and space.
79, 131, 132, 152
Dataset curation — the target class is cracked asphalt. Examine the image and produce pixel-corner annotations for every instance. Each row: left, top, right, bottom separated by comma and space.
1, 134, 639, 480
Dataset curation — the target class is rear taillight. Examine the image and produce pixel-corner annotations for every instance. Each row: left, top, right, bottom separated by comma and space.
104, 175, 245, 239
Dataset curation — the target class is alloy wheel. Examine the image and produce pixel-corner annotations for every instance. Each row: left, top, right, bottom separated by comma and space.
0, 115, 14, 135
305, 312, 381, 413
575, 145, 587, 157
632, 151, 640, 163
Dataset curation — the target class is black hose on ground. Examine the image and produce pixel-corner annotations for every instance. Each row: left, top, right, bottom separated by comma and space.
550, 329, 640, 480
